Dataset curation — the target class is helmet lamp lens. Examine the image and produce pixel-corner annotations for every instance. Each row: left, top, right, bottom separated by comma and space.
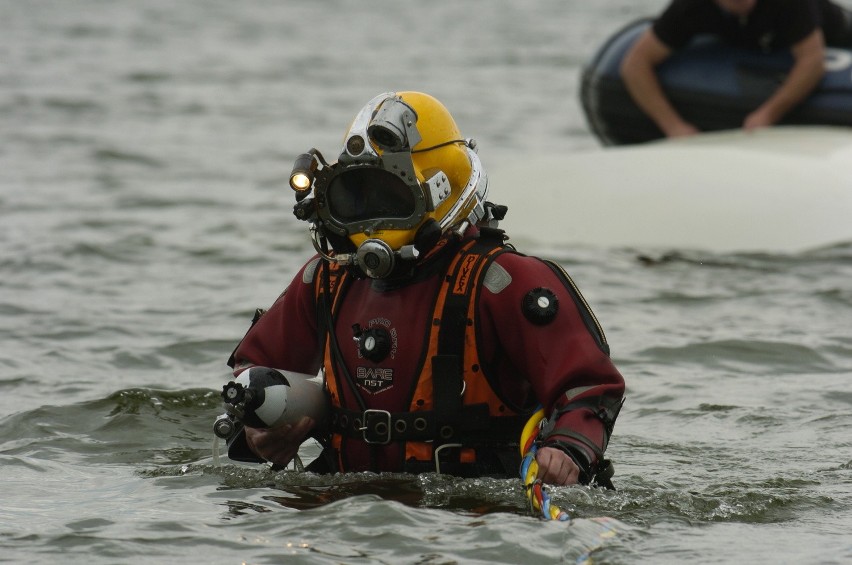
290, 172, 312, 191
289, 152, 318, 192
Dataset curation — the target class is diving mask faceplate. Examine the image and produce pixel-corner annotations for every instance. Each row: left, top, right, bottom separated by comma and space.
288, 92, 492, 278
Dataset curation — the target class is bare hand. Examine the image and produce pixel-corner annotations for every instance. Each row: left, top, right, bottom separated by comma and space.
663, 120, 701, 138
743, 108, 775, 132
244, 416, 316, 467
535, 446, 581, 485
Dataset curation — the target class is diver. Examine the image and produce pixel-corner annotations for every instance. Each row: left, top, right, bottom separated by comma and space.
218, 91, 626, 487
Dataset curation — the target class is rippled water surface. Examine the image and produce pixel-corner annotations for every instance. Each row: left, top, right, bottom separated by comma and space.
2, 1, 851, 563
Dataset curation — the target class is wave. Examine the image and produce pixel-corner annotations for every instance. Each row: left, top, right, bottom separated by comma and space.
0, 387, 221, 466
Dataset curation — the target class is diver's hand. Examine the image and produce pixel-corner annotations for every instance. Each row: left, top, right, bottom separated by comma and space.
244, 416, 315, 467
535, 446, 581, 486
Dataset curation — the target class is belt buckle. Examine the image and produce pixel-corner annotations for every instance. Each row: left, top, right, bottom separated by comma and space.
433, 443, 463, 474
362, 409, 392, 445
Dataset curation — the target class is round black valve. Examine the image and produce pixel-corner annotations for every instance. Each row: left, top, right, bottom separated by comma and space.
522, 287, 559, 325
353, 325, 392, 363
221, 381, 247, 406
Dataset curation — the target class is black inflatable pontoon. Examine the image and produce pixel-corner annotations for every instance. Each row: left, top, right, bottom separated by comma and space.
580, 19, 852, 145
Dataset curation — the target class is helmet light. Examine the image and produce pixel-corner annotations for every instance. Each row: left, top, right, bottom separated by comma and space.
289, 152, 318, 193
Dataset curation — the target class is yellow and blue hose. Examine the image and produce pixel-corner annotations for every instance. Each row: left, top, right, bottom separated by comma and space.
519, 407, 571, 521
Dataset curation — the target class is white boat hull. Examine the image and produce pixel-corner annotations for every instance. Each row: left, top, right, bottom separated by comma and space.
491, 127, 852, 253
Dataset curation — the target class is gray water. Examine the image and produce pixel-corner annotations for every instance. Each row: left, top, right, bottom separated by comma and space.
2, 1, 851, 563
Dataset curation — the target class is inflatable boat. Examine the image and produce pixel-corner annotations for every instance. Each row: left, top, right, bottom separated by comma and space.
491, 126, 852, 254
580, 19, 852, 146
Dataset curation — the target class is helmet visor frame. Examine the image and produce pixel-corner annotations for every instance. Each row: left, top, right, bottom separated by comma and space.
314, 162, 432, 237
326, 166, 420, 226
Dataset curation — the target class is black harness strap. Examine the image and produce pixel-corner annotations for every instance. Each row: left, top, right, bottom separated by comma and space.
431, 230, 508, 440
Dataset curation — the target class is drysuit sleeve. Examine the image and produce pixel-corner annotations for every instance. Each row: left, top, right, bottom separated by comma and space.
222, 257, 325, 464
228, 256, 325, 376
478, 252, 625, 483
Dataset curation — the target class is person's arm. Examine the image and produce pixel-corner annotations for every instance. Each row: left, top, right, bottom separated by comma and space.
482, 254, 626, 486
225, 257, 326, 465
743, 28, 826, 130
620, 29, 701, 137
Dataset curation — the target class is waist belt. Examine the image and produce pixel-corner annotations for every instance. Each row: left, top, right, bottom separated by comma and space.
404, 444, 522, 478
330, 403, 526, 445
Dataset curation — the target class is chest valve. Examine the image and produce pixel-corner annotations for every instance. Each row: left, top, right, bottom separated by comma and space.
352, 324, 392, 363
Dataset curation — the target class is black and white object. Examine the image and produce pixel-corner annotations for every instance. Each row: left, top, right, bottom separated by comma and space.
213, 367, 327, 438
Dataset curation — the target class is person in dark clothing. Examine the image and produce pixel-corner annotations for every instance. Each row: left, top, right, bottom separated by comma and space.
620, 0, 852, 137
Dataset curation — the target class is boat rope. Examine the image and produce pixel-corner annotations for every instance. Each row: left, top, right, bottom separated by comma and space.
519, 407, 571, 521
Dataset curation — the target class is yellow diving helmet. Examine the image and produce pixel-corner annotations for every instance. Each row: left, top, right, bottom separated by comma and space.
289, 91, 497, 279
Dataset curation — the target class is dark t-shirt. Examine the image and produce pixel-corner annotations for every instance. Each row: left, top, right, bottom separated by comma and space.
653, 0, 851, 51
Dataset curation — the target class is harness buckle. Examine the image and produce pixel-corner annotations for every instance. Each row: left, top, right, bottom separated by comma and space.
361, 409, 392, 444
434, 443, 463, 474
